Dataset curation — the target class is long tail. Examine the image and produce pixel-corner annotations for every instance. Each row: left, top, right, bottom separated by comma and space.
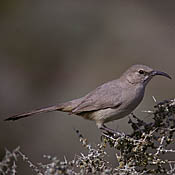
4, 102, 75, 121
4, 98, 83, 121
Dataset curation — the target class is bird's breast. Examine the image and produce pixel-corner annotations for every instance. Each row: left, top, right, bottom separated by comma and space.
99, 85, 145, 123
120, 85, 145, 112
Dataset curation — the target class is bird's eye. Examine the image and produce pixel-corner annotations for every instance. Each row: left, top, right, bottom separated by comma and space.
138, 70, 144, 74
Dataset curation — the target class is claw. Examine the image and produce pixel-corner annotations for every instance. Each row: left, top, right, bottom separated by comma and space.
100, 124, 124, 136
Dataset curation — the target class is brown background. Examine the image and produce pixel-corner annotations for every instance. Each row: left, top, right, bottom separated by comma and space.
0, 1, 174, 174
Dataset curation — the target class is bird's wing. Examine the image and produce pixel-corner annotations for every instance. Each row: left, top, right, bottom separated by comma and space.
72, 80, 122, 114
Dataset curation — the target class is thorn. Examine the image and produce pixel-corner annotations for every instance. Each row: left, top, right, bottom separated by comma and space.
152, 96, 157, 103
142, 110, 154, 114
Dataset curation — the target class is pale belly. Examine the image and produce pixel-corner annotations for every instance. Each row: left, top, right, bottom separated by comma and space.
91, 106, 134, 124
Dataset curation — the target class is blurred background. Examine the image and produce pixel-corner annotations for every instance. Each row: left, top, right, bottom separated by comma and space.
0, 0, 175, 174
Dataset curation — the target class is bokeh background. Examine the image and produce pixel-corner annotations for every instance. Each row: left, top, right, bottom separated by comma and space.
0, 1, 175, 174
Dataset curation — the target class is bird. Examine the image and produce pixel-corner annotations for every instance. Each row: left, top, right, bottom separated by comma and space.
4, 64, 171, 133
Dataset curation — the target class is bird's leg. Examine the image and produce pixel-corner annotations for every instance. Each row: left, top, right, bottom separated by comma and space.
100, 124, 115, 133
100, 124, 124, 136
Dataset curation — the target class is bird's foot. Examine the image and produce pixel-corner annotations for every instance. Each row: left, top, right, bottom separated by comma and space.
100, 125, 125, 137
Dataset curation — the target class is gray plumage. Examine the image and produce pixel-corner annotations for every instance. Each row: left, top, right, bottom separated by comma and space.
5, 64, 171, 131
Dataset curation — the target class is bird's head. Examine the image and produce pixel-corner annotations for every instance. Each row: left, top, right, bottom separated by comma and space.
122, 64, 171, 86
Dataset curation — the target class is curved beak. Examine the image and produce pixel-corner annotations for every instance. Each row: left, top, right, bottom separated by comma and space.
151, 70, 172, 79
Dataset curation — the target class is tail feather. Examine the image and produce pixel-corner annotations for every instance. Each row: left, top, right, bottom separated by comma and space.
4, 105, 63, 121
4, 98, 83, 121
